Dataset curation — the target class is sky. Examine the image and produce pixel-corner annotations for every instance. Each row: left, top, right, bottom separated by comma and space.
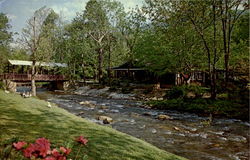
0, 0, 143, 41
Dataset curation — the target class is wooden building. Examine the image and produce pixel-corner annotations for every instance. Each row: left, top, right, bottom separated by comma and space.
111, 61, 208, 88
0, 60, 67, 82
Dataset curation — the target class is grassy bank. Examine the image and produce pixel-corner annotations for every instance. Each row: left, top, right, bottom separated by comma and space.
0, 90, 186, 160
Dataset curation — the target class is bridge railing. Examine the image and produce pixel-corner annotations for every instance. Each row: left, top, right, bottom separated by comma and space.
0, 73, 65, 81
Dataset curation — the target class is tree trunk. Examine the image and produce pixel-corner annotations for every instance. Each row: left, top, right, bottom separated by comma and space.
211, 1, 217, 99
108, 47, 111, 86
221, 0, 229, 84
31, 61, 36, 96
98, 48, 104, 83
81, 54, 86, 84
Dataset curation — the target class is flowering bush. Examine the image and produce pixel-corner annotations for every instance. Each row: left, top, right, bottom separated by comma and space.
13, 138, 71, 160
12, 136, 88, 160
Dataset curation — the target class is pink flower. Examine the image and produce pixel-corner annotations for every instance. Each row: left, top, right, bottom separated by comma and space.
57, 156, 66, 160
22, 138, 51, 158
76, 136, 88, 145
51, 149, 60, 158
59, 147, 71, 155
35, 138, 51, 158
23, 144, 36, 158
51, 148, 67, 160
44, 157, 56, 160
13, 141, 27, 150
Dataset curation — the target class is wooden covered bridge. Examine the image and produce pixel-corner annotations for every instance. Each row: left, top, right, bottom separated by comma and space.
0, 60, 68, 91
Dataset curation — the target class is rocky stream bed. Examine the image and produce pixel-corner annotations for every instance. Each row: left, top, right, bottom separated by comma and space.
34, 87, 250, 160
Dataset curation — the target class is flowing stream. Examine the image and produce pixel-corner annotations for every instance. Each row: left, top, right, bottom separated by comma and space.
36, 91, 249, 160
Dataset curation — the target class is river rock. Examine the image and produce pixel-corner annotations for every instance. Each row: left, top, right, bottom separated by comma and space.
208, 131, 224, 135
110, 109, 119, 113
99, 105, 109, 109
228, 135, 247, 143
213, 144, 220, 147
79, 101, 96, 108
174, 127, 181, 131
143, 112, 153, 116
151, 97, 158, 100
139, 125, 146, 129
157, 114, 172, 120
199, 133, 208, 139
77, 111, 84, 116
79, 101, 91, 105
97, 116, 113, 124
130, 112, 140, 117
114, 104, 124, 108
164, 131, 172, 135
130, 119, 135, 123
109, 93, 135, 99
218, 137, 227, 141
98, 110, 104, 113
74, 86, 90, 95
151, 129, 157, 134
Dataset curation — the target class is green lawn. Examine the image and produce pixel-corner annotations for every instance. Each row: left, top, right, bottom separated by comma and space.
0, 90, 187, 160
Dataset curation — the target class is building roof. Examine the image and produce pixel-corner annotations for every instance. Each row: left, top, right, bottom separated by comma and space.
111, 61, 145, 71
8, 60, 67, 68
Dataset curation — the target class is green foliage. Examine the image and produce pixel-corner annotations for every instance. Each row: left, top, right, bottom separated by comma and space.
10, 48, 29, 60
0, 13, 12, 73
167, 86, 187, 99
0, 81, 6, 90
147, 98, 248, 120
166, 85, 207, 99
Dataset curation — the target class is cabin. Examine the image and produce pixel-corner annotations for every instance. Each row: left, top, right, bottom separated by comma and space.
111, 61, 208, 88
111, 61, 155, 83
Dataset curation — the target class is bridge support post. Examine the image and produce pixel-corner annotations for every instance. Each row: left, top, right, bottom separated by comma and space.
2, 80, 16, 92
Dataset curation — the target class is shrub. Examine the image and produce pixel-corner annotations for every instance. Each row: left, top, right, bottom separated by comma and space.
166, 85, 207, 99
166, 86, 187, 99
185, 85, 207, 98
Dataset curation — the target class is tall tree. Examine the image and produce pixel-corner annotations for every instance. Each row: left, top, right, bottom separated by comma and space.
0, 13, 12, 73
20, 6, 58, 96
73, 0, 128, 83
218, 0, 249, 83
82, 0, 110, 83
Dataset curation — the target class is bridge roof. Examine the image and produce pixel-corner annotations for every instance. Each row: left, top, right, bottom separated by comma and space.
8, 60, 67, 68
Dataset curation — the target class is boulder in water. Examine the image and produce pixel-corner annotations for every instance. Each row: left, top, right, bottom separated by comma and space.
174, 127, 181, 131
99, 105, 109, 109
79, 101, 96, 108
151, 129, 157, 134
79, 101, 90, 105
97, 116, 113, 124
157, 114, 172, 120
